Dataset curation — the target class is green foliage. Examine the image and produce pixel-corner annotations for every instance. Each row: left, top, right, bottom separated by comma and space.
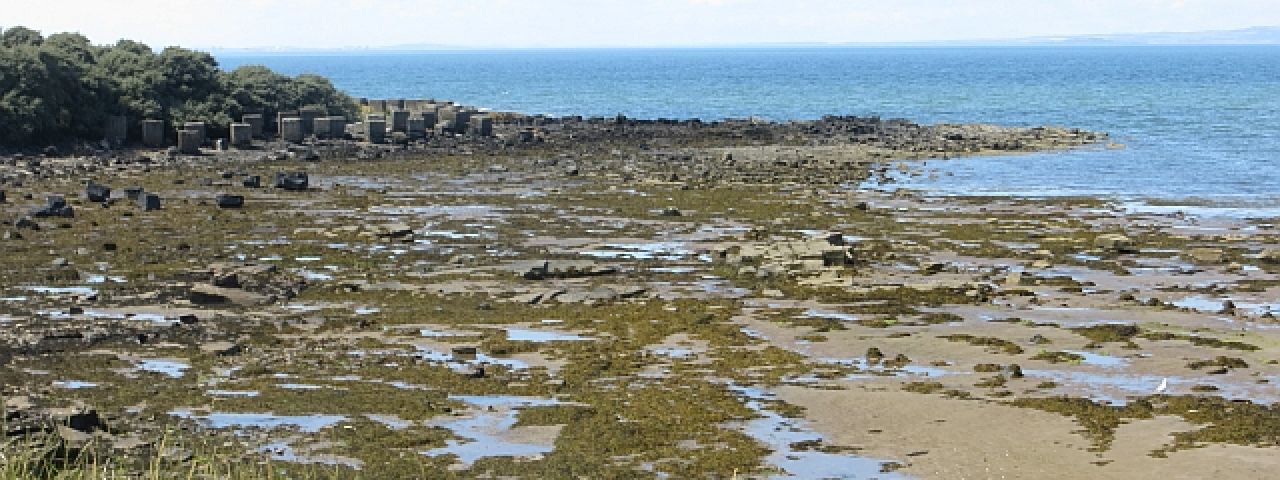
0, 26, 358, 146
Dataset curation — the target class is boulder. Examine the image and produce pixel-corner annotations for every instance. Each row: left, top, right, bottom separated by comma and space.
242, 176, 261, 188
199, 341, 242, 356
215, 194, 244, 209
274, 171, 309, 191
1093, 233, 1136, 253
31, 195, 74, 218
1261, 249, 1280, 265
1185, 247, 1227, 264
189, 284, 270, 306
85, 183, 111, 202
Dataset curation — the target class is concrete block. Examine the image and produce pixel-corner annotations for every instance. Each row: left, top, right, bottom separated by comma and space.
230, 123, 252, 148
183, 122, 206, 145
469, 115, 493, 136
366, 119, 386, 143
242, 114, 264, 138
281, 117, 304, 143
326, 116, 346, 138
390, 110, 410, 133
139, 193, 161, 211
105, 115, 127, 144
141, 119, 165, 147
176, 129, 201, 154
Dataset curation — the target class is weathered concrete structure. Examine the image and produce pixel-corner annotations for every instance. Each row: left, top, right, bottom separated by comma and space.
420, 111, 439, 129
314, 117, 334, 139
105, 115, 127, 144
407, 117, 426, 138
390, 110, 410, 133
366, 119, 387, 143
242, 114, 264, 138
300, 107, 326, 135
177, 129, 201, 154
138, 193, 161, 211
469, 115, 493, 136
141, 120, 165, 147
229, 123, 253, 148
368, 100, 387, 113
325, 116, 346, 138
280, 118, 304, 143
183, 122, 206, 145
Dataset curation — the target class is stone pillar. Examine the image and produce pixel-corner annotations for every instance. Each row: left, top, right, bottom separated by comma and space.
300, 107, 325, 135
141, 120, 165, 147
230, 123, 253, 148
326, 116, 346, 138
389, 110, 410, 133
313, 117, 333, 139
438, 107, 458, 126
366, 119, 386, 144
470, 115, 493, 136
281, 117, 304, 143
391, 99, 406, 110
420, 111, 438, 129
176, 129, 201, 154
369, 100, 386, 113
105, 115, 127, 144
453, 110, 472, 134
407, 117, 426, 138
183, 122, 206, 145
242, 114, 264, 138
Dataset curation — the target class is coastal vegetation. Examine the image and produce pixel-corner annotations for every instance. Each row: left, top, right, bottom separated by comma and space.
0, 26, 357, 146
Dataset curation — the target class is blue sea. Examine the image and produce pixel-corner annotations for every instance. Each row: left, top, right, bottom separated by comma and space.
220, 47, 1280, 211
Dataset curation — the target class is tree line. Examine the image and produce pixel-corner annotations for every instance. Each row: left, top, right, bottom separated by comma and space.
0, 26, 358, 147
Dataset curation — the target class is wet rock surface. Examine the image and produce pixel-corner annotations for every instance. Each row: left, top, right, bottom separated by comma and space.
2, 112, 1278, 479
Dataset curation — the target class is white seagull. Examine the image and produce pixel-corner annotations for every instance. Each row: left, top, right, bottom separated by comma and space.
1155, 377, 1168, 394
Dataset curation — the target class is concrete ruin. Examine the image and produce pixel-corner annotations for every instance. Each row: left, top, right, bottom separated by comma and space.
280, 118, 304, 143
141, 120, 165, 147
230, 123, 252, 148
242, 114, 265, 138
176, 129, 201, 154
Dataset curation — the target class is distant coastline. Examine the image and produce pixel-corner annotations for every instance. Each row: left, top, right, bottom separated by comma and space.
208, 25, 1280, 55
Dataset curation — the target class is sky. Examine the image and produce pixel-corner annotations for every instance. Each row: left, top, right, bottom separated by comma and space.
3, 0, 1279, 49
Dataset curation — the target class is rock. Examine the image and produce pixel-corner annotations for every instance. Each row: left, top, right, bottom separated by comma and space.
1185, 247, 1227, 263
1260, 249, 1280, 264
1093, 233, 1136, 253
15, 217, 39, 230
124, 187, 144, 201
274, 171, 309, 191
138, 193, 161, 211
0, 189, 6, 203
31, 195, 74, 218
660, 207, 683, 217
46, 406, 103, 433
85, 183, 111, 202
51, 257, 69, 267
199, 341, 242, 356
189, 284, 271, 306
242, 175, 262, 188
374, 223, 413, 238
215, 194, 245, 209
2, 230, 20, 240
1004, 271, 1024, 287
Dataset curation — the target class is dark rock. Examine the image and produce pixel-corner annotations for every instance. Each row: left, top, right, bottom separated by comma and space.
274, 171, 309, 191
31, 196, 74, 218
15, 217, 39, 230
661, 207, 683, 217
215, 194, 244, 209
86, 183, 111, 202
124, 187, 143, 201
138, 193, 161, 211
242, 176, 261, 188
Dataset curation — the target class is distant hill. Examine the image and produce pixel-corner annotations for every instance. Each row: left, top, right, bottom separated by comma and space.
990, 26, 1280, 46
208, 26, 1280, 54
